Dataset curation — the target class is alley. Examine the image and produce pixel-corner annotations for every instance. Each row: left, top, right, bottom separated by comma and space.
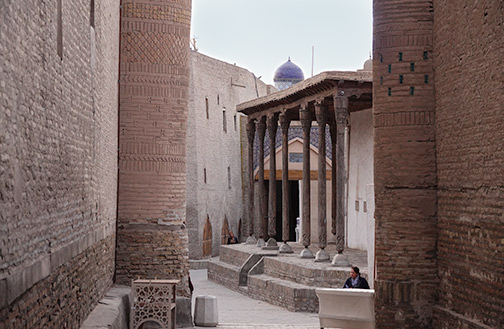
182, 269, 320, 329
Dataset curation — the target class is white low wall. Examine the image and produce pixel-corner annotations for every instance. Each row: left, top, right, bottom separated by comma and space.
316, 288, 375, 329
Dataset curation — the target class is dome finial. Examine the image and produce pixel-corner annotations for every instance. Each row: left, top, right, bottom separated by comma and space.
288, 56, 291, 61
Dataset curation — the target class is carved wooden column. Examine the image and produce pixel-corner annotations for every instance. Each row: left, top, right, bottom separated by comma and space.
256, 116, 267, 247
315, 102, 330, 262
265, 114, 279, 250
299, 105, 314, 258
332, 93, 350, 266
279, 111, 293, 253
245, 119, 257, 244
329, 121, 337, 237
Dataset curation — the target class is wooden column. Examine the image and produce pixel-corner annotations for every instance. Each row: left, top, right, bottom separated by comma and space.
245, 119, 257, 244
329, 121, 337, 236
299, 105, 314, 258
315, 102, 330, 262
332, 93, 350, 266
265, 114, 279, 249
279, 112, 293, 253
256, 116, 267, 246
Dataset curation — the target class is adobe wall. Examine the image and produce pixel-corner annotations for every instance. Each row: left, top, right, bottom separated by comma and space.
373, 0, 438, 328
0, 1, 119, 328
115, 0, 192, 295
432, 1, 504, 328
187, 51, 269, 259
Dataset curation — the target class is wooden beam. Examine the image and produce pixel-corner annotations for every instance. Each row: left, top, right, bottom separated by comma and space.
256, 170, 332, 181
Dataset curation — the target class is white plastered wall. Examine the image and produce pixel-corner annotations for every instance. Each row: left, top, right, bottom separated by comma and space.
346, 108, 374, 250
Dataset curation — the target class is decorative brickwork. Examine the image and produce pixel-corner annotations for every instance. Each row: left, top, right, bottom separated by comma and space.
116, 0, 192, 297
373, 1, 438, 328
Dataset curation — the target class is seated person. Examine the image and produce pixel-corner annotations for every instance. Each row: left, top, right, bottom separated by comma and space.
227, 231, 239, 244
343, 266, 370, 289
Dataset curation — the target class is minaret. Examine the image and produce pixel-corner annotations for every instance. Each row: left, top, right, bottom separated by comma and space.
373, 0, 437, 328
116, 0, 192, 302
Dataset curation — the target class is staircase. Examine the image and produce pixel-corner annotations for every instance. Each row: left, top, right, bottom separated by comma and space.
207, 243, 368, 313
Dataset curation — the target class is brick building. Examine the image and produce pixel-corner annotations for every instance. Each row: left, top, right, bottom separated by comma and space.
0, 1, 120, 327
373, 0, 503, 328
0, 1, 502, 329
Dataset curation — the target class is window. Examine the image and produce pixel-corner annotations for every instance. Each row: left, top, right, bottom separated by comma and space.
57, 0, 63, 58
222, 108, 227, 133
90, 0, 95, 28
233, 114, 237, 131
217, 94, 220, 105
204, 168, 207, 184
205, 97, 209, 119
227, 167, 231, 189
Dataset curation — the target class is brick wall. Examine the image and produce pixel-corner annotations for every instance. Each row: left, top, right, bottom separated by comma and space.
373, 1, 438, 328
433, 1, 504, 328
0, 235, 115, 328
115, 0, 192, 296
0, 0, 119, 327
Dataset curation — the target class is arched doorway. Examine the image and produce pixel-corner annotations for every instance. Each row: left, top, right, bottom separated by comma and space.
202, 215, 212, 258
221, 215, 230, 245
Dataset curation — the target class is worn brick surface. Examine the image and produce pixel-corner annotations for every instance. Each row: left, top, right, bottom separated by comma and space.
0, 0, 119, 327
433, 1, 504, 328
115, 0, 192, 296
0, 235, 115, 329
373, 1, 438, 328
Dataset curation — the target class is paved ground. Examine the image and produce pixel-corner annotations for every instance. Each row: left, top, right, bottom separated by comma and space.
181, 269, 320, 329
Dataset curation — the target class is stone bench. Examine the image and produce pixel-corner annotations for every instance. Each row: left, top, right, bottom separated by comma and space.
315, 288, 375, 329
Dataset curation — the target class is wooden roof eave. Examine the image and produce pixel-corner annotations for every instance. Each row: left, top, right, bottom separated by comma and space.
237, 71, 372, 117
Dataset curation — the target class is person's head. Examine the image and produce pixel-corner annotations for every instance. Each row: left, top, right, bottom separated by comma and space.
350, 266, 360, 279
229, 231, 234, 237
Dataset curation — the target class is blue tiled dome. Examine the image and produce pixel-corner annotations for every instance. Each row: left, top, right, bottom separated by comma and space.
274, 58, 304, 81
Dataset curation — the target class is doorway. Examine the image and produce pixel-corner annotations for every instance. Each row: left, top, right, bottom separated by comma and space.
273, 180, 299, 242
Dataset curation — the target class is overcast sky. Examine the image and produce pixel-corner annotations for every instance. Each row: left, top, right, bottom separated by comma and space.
190, 0, 373, 85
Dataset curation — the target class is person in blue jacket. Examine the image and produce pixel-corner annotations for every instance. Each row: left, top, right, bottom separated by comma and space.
343, 266, 370, 289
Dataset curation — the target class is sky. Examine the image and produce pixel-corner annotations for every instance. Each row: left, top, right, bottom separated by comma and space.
190, 0, 373, 86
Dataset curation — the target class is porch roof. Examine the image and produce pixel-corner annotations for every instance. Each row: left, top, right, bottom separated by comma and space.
237, 71, 372, 118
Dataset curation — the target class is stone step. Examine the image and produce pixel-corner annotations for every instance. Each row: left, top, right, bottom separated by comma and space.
247, 273, 319, 313
219, 245, 255, 267
262, 256, 350, 288
207, 258, 241, 291
219, 244, 277, 267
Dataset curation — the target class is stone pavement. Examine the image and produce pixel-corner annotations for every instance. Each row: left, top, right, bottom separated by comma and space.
181, 269, 320, 329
